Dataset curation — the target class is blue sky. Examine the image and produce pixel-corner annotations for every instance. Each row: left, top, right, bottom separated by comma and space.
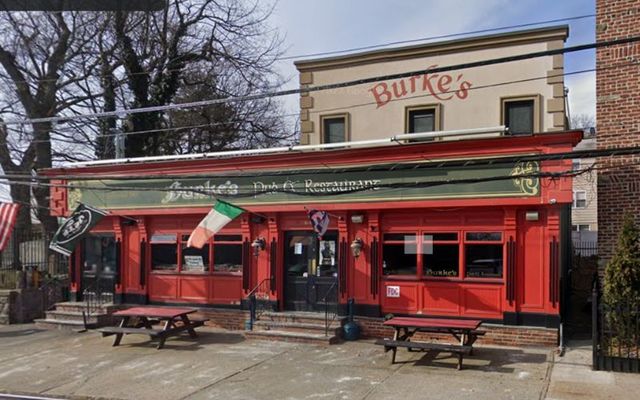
270, 0, 596, 121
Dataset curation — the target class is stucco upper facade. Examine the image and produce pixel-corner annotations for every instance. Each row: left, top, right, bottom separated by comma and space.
295, 26, 568, 145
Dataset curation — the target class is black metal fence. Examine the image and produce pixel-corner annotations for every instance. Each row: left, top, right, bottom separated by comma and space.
0, 229, 69, 290
573, 241, 598, 257
565, 241, 599, 338
592, 281, 640, 373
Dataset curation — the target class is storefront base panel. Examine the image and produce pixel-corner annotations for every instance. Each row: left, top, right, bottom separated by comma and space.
119, 293, 148, 304
338, 303, 380, 318
355, 316, 558, 347
503, 312, 560, 328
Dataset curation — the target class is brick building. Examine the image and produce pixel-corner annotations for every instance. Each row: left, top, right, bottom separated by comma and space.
596, 0, 640, 263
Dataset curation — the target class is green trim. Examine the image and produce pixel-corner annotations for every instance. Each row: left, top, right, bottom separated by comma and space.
67, 161, 540, 209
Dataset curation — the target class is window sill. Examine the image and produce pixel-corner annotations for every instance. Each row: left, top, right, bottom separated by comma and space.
382, 275, 419, 281
179, 271, 210, 275
149, 270, 243, 277
462, 278, 504, 284
422, 277, 504, 284
212, 272, 243, 277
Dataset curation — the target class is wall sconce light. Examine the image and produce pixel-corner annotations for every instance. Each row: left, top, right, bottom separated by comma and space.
251, 237, 266, 257
350, 238, 364, 258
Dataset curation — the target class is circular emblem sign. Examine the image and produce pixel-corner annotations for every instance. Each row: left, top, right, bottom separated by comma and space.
57, 209, 93, 244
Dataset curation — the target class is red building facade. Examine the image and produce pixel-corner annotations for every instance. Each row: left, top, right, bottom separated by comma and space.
45, 130, 580, 329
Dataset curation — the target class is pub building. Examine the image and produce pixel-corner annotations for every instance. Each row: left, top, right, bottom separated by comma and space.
42, 26, 580, 344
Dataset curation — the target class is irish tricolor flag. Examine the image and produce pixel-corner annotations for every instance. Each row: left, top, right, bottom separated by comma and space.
187, 200, 245, 248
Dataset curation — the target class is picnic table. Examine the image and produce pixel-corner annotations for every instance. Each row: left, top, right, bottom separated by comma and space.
375, 316, 484, 370
98, 307, 207, 349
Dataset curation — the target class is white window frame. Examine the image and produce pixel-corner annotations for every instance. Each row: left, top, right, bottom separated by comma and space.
573, 190, 587, 208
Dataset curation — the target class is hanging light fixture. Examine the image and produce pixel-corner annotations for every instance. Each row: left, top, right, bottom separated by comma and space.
350, 238, 364, 258
251, 237, 266, 257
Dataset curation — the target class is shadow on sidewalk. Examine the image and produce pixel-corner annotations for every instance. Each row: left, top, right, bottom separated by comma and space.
397, 346, 550, 373
102, 330, 247, 351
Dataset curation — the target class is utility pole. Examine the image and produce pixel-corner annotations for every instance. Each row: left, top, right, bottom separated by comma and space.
111, 127, 125, 159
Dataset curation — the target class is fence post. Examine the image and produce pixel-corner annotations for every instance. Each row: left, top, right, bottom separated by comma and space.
592, 279, 598, 370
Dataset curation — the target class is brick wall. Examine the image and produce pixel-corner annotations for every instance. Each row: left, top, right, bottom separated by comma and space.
596, 0, 640, 264
197, 308, 249, 330
194, 309, 558, 347
355, 317, 558, 347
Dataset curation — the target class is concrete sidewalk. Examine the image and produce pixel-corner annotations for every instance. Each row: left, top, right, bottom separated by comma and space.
546, 341, 640, 400
0, 324, 636, 400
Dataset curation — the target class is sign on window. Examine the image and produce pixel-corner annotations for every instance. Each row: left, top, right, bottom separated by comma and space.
386, 286, 400, 298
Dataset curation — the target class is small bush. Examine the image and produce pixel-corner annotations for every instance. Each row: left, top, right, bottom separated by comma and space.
603, 214, 640, 346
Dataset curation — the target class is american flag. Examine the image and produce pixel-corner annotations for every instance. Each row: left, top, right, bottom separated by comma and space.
306, 209, 330, 238
0, 203, 19, 252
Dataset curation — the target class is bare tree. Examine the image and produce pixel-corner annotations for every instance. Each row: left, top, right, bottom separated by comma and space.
0, 12, 103, 234
0, 1, 293, 236
111, 0, 291, 157
570, 113, 596, 130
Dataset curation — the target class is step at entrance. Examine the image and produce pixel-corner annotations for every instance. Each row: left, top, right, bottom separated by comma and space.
245, 311, 344, 345
34, 301, 121, 331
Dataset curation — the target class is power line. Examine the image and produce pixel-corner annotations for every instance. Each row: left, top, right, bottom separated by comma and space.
1, 142, 639, 182
3, 58, 630, 148
1, 158, 634, 201
2, 35, 637, 127
281, 14, 595, 61
0, 13, 597, 86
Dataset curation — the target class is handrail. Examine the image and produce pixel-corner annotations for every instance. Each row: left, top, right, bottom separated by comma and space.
39, 276, 65, 314
247, 277, 271, 297
321, 279, 339, 337
246, 277, 272, 330
80, 281, 112, 331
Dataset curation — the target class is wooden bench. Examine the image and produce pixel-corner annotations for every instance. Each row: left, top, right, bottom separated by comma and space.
98, 326, 164, 337
378, 317, 485, 370
375, 339, 472, 370
99, 319, 207, 338
101, 307, 208, 349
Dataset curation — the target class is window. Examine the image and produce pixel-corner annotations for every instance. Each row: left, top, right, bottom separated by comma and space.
423, 233, 459, 277
572, 224, 591, 232
502, 97, 537, 135
321, 115, 347, 144
150, 233, 178, 271
572, 160, 580, 171
573, 191, 587, 208
406, 106, 439, 133
382, 233, 417, 276
464, 232, 503, 278
382, 230, 504, 279
181, 235, 209, 272
83, 234, 116, 274
213, 234, 243, 274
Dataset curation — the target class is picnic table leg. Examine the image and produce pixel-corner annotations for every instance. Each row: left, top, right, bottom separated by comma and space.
157, 333, 167, 350
180, 315, 198, 339
113, 316, 129, 347
390, 328, 400, 364
140, 316, 153, 330
457, 353, 463, 370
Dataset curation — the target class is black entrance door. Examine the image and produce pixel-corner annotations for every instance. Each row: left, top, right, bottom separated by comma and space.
284, 231, 339, 311
81, 234, 117, 301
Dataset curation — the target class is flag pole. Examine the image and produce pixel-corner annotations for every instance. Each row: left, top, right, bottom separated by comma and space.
303, 206, 341, 219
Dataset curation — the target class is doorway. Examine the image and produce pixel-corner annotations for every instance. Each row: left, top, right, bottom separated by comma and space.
283, 231, 339, 311
81, 234, 117, 301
